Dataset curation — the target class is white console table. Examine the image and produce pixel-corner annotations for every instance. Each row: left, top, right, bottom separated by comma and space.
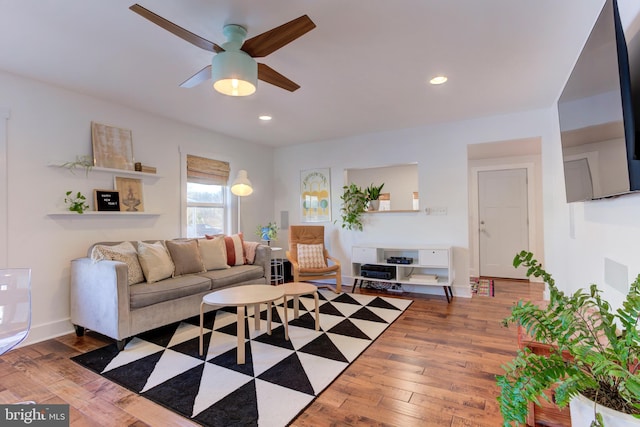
351, 245, 454, 302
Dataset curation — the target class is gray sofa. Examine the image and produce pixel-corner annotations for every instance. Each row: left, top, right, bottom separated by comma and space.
70, 239, 271, 350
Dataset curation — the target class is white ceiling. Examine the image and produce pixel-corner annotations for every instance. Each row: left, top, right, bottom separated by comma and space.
0, 0, 613, 147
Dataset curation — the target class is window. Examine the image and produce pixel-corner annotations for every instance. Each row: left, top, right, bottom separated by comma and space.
186, 155, 230, 238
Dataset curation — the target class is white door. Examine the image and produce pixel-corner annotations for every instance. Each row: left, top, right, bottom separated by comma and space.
478, 168, 529, 279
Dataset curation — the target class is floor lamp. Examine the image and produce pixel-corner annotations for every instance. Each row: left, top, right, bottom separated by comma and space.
230, 170, 253, 233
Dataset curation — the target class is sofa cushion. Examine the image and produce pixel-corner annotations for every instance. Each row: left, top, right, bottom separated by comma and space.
297, 243, 327, 269
224, 233, 245, 266
91, 241, 144, 285
165, 239, 206, 276
199, 264, 265, 289
129, 274, 212, 309
198, 237, 229, 271
137, 241, 175, 283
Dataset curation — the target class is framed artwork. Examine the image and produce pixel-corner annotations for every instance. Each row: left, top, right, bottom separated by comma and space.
93, 189, 120, 211
300, 168, 331, 222
114, 177, 144, 212
91, 122, 135, 171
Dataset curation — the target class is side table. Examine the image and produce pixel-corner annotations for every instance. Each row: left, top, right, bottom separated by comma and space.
270, 246, 285, 285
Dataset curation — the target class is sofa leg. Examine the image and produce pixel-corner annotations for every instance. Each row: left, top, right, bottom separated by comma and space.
116, 339, 126, 351
73, 325, 85, 337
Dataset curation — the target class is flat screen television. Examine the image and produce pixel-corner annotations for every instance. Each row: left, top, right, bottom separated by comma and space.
557, 0, 640, 202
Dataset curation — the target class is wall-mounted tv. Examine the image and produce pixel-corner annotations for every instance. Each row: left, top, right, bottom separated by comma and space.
557, 0, 640, 202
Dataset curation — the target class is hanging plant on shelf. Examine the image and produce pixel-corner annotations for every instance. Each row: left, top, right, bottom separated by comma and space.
336, 183, 368, 231
64, 191, 89, 214
58, 155, 94, 176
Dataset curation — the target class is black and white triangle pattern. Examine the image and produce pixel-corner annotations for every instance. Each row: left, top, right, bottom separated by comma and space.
72, 289, 412, 427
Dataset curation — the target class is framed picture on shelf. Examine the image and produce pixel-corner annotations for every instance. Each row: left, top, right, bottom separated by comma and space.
300, 168, 331, 222
91, 122, 135, 171
93, 189, 120, 212
114, 176, 144, 212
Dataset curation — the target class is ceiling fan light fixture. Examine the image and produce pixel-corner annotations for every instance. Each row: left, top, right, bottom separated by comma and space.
211, 50, 257, 96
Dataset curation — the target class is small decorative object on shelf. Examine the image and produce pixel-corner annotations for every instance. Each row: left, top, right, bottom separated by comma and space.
58, 155, 93, 176
256, 222, 279, 244
93, 189, 120, 211
140, 165, 156, 174
64, 191, 90, 214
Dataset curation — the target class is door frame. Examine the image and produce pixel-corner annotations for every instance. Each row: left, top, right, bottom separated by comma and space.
0, 107, 9, 267
469, 162, 538, 278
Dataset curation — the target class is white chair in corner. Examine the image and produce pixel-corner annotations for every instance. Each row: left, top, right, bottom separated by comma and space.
0, 268, 32, 356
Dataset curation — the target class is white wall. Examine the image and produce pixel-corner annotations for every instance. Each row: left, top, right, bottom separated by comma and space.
274, 109, 553, 297
0, 70, 274, 345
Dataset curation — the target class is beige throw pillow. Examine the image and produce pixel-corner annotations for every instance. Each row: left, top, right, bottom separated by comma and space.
137, 241, 175, 283
198, 237, 229, 270
297, 243, 327, 269
165, 239, 206, 277
91, 242, 144, 285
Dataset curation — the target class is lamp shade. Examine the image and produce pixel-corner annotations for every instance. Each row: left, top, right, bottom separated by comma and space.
231, 170, 253, 196
211, 50, 257, 97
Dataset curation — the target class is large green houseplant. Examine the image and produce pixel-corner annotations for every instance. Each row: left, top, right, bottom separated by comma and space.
337, 183, 367, 231
498, 251, 640, 426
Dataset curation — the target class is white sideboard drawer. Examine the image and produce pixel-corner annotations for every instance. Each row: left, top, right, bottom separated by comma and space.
419, 249, 449, 266
352, 247, 377, 264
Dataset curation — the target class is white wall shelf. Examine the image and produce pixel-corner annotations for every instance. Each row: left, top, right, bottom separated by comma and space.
351, 245, 454, 302
47, 212, 160, 217
48, 164, 162, 179
363, 210, 419, 214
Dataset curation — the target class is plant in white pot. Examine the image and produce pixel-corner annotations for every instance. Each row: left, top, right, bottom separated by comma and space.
497, 251, 640, 426
364, 182, 384, 211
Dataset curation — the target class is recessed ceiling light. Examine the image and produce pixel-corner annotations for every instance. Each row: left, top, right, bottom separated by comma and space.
259, 115, 272, 121
430, 75, 448, 85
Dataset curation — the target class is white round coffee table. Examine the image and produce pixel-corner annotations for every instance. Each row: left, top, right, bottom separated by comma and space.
199, 284, 287, 364
281, 282, 320, 340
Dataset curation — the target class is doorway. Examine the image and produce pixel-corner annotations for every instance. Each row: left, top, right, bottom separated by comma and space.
478, 168, 529, 279
467, 137, 542, 281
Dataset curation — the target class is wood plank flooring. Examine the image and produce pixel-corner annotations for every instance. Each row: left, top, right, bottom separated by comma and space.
0, 279, 548, 426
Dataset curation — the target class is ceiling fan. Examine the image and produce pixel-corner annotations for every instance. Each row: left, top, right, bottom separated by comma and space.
129, 4, 316, 96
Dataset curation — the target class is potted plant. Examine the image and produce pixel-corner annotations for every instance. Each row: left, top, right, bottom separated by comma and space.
64, 190, 89, 214
364, 182, 385, 211
497, 251, 640, 426
255, 221, 279, 244
58, 155, 94, 176
336, 183, 367, 231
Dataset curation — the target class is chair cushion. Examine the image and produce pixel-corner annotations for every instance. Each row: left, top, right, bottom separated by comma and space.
91, 241, 144, 285
165, 239, 206, 277
297, 243, 327, 269
198, 237, 229, 271
137, 241, 174, 283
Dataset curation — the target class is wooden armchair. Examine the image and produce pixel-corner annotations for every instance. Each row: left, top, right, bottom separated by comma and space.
286, 225, 342, 293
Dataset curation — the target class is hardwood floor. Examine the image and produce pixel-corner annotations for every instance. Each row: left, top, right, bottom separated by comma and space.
0, 279, 546, 426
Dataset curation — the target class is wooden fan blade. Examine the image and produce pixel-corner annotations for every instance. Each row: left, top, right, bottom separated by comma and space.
130, 4, 224, 53
180, 65, 211, 88
257, 63, 300, 92
242, 15, 315, 58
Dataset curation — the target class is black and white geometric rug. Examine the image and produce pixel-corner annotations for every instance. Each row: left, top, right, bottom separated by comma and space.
72, 289, 412, 427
